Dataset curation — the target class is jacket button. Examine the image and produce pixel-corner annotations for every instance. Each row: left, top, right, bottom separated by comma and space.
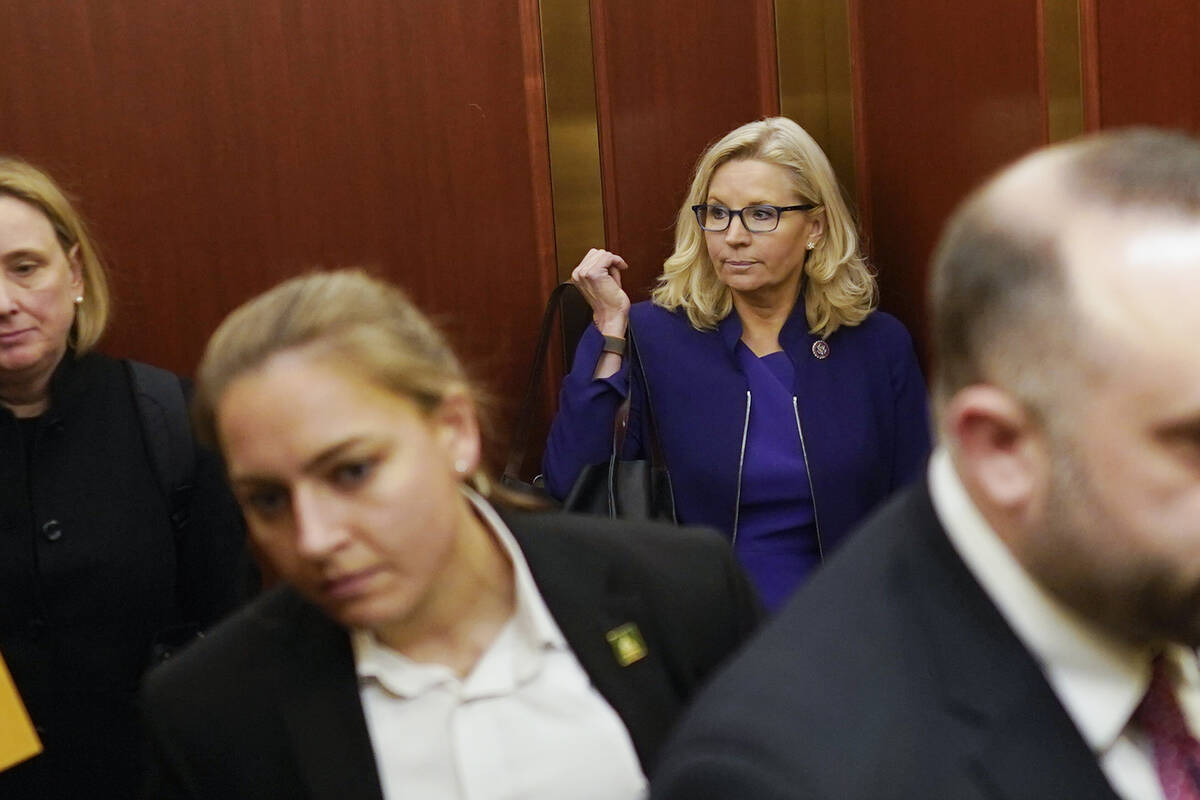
41, 519, 63, 542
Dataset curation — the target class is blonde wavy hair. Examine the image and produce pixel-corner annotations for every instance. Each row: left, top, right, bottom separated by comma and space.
652, 117, 876, 337
194, 269, 539, 507
0, 157, 111, 352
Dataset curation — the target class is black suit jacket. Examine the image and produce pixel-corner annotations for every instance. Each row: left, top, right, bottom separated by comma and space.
0, 352, 248, 800
651, 481, 1123, 800
140, 509, 761, 799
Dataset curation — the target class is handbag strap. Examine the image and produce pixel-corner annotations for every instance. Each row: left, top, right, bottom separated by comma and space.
504, 282, 575, 481
502, 282, 668, 480
624, 323, 667, 470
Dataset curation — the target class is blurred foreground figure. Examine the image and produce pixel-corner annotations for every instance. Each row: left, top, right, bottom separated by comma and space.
651, 128, 1200, 800
141, 270, 759, 800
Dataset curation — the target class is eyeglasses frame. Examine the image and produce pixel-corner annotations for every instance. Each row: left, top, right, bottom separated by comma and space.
691, 202, 817, 233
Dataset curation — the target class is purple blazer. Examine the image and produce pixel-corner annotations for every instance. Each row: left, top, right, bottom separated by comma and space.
543, 300, 933, 559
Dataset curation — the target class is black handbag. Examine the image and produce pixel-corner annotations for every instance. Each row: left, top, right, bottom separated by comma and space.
503, 282, 676, 522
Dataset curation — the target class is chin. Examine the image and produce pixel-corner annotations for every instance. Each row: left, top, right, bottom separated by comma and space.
302, 590, 374, 630
1119, 585, 1200, 648
1167, 602, 1200, 648
0, 352, 44, 373
336, 595, 419, 633
719, 274, 763, 293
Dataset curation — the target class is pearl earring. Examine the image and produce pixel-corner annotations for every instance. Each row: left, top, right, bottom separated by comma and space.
454, 459, 469, 475
74, 295, 84, 304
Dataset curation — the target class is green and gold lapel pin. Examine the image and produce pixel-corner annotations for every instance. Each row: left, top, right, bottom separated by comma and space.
605, 622, 647, 667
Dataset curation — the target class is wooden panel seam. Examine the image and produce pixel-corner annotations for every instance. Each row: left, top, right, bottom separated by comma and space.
1078, 0, 1101, 130
846, 0, 872, 241
520, 0, 559, 295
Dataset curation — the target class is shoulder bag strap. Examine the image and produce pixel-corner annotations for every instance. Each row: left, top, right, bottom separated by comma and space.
503, 282, 575, 482
625, 321, 667, 469
126, 359, 196, 533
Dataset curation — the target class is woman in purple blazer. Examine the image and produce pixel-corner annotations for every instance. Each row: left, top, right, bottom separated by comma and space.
544, 117, 932, 611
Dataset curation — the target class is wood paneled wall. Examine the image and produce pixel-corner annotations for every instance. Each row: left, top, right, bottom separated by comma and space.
2, 0, 556, 468
848, 0, 1047, 351
5, 0, 1199, 474
5, 0, 559, 353
839, 0, 1200, 362
1085, 0, 1200, 130
589, 0, 779, 297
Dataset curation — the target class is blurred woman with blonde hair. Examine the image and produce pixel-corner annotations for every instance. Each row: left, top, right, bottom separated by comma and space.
141, 269, 758, 800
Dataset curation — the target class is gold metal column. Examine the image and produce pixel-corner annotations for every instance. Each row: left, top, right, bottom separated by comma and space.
538, 0, 606, 281
776, 0, 857, 203
1042, 0, 1086, 142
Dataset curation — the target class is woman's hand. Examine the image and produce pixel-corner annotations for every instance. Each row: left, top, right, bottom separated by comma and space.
572, 248, 630, 336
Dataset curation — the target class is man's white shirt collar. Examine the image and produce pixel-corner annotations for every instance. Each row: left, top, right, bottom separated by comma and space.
928, 447, 1150, 756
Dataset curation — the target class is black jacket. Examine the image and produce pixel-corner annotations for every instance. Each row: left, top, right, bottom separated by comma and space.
141, 509, 761, 799
0, 351, 249, 800
650, 481, 1122, 800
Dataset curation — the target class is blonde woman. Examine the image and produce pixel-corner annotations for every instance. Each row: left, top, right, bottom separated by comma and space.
0, 157, 248, 798
141, 270, 759, 800
544, 118, 932, 610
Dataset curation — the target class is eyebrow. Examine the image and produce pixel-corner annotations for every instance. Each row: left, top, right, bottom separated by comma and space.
303, 438, 370, 473
2, 248, 50, 261
703, 197, 787, 207
229, 437, 371, 485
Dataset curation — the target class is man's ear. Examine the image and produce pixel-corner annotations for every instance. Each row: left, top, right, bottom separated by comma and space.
943, 385, 1049, 517
432, 390, 481, 477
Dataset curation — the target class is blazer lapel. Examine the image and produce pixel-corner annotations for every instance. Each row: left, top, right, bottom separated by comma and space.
508, 514, 684, 769
903, 487, 1121, 800
276, 595, 385, 800
966, 688, 1123, 800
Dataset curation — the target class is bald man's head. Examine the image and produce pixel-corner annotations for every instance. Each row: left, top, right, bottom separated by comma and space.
930, 128, 1200, 646
929, 128, 1200, 418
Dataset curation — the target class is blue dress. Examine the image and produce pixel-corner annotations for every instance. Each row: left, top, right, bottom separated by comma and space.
734, 344, 820, 610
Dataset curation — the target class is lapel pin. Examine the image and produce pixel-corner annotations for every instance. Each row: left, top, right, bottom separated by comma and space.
605, 623, 647, 667
811, 340, 830, 360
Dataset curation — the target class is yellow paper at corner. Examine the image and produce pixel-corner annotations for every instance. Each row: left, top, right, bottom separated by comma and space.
0, 650, 40, 772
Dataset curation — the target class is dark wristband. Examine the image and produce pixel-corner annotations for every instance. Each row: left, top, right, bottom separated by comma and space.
601, 335, 627, 357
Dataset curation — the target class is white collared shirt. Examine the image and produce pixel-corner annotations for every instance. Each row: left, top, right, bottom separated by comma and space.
351, 489, 646, 800
929, 448, 1200, 800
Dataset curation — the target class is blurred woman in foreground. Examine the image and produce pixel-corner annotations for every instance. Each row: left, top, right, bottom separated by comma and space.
141, 269, 759, 800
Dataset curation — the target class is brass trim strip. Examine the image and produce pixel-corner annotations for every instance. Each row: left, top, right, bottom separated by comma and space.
776, 0, 857, 204
539, 0, 606, 281
1042, 0, 1085, 142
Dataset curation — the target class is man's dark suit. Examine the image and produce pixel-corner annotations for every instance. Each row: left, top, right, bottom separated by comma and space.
140, 509, 761, 799
650, 482, 1123, 800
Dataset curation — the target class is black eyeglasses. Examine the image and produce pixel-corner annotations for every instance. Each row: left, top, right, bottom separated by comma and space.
692, 203, 816, 233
